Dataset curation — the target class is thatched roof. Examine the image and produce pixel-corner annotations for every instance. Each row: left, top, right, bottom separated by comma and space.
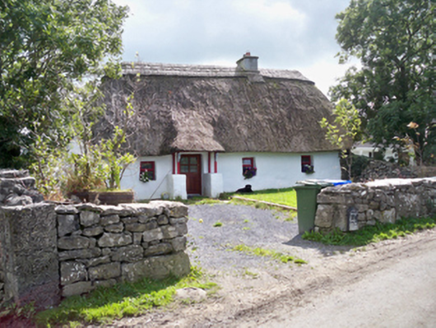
99, 58, 339, 156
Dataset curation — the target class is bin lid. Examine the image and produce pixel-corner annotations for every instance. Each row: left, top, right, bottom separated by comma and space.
295, 179, 351, 187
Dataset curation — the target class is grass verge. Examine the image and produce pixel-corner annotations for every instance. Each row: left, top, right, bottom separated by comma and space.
231, 244, 307, 265
230, 198, 296, 221
35, 266, 217, 327
179, 191, 297, 222
232, 187, 297, 208
302, 217, 436, 246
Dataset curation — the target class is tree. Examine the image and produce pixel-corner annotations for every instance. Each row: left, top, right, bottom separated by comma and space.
330, 0, 436, 164
0, 0, 128, 168
320, 98, 362, 180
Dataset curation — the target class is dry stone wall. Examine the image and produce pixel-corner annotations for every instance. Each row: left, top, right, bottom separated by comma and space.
315, 177, 436, 233
0, 201, 191, 308
359, 160, 417, 181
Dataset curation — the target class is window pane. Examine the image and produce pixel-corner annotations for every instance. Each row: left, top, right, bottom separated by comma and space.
181, 157, 189, 164
140, 162, 155, 180
189, 166, 197, 173
190, 157, 197, 164
141, 163, 153, 170
181, 165, 189, 173
243, 159, 252, 165
301, 156, 311, 165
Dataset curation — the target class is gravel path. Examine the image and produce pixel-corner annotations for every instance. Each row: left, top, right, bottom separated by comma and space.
187, 204, 298, 270
186, 203, 349, 271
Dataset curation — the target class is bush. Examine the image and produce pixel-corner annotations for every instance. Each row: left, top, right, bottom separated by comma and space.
340, 154, 371, 180
351, 154, 371, 179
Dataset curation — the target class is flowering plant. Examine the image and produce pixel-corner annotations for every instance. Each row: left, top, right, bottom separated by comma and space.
243, 167, 257, 179
303, 164, 314, 174
139, 171, 150, 183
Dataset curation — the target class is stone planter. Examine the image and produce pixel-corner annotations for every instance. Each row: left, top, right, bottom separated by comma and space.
88, 190, 134, 205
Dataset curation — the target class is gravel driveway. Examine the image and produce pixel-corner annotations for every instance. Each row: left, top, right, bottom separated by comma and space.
186, 203, 353, 272
186, 204, 302, 270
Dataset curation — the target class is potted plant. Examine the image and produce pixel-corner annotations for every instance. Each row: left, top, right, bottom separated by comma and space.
139, 170, 151, 183
243, 167, 257, 179
64, 82, 136, 205
303, 164, 315, 174
89, 126, 136, 205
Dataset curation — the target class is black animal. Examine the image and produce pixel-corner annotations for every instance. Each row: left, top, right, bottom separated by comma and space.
236, 184, 253, 193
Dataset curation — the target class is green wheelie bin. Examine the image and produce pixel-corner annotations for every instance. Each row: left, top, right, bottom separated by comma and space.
293, 180, 333, 233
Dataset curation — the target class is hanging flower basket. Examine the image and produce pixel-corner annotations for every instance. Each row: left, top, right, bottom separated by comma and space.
243, 167, 257, 179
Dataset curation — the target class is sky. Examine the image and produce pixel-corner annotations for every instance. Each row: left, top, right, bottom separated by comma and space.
112, 0, 357, 97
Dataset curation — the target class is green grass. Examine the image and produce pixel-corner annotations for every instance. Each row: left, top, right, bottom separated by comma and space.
231, 244, 307, 265
35, 266, 217, 327
230, 198, 296, 221
233, 187, 297, 208
178, 196, 222, 205
302, 217, 436, 246
178, 188, 297, 208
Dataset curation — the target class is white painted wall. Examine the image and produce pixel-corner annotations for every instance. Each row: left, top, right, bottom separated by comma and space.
352, 146, 397, 161
218, 151, 342, 192
203, 173, 224, 198
121, 151, 342, 199
120, 155, 173, 200
167, 174, 187, 200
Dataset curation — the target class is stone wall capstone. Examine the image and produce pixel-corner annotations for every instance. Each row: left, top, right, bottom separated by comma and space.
314, 177, 436, 233
0, 200, 191, 308
0, 169, 44, 206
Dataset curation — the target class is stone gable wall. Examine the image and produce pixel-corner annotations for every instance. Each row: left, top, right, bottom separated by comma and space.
314, 177, 436, 233
0, 201, 190, 308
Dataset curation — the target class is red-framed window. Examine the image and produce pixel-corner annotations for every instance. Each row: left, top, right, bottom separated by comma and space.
242, 157, 257, 178
140, 161, 156, 180
243, 157, 254, 170
301, 155, 312, 172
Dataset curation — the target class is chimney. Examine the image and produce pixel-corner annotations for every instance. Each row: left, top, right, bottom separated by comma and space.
236, 52, 259, 72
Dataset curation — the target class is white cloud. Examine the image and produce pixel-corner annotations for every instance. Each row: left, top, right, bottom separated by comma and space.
113, 0, 355, 96
299, 58, 360, 97
233, 0, 306, 24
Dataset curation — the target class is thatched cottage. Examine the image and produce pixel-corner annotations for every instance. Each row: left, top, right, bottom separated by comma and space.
100, 53, 341, 200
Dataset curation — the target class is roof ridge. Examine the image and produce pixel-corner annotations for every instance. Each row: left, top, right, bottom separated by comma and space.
121, 62, 313, 83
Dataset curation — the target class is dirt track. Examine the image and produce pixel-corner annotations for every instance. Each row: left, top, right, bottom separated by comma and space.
113, 205, 436, 328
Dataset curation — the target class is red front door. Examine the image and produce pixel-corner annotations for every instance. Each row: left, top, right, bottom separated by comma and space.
180, 155, 202, 195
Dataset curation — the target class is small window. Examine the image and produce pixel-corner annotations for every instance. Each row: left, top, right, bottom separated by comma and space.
301, 155, 313, 173
140, 161, 156, 180
242, 157, 257, 179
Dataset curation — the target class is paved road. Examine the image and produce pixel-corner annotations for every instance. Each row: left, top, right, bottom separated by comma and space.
242, 234, 436, 328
